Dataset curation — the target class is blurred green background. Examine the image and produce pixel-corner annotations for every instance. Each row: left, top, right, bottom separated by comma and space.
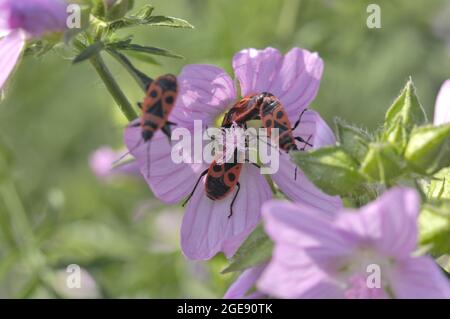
1, 0, 450, 298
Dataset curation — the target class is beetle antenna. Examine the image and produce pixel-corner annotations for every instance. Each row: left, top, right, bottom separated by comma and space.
113, 139, 142, 165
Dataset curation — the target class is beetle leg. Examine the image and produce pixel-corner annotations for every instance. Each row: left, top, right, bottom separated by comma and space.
295, 135, 313, 148
182, 169, 209, 207
228, 182, 241, 218
292, 108, 309, 131
161, 124, 173, 143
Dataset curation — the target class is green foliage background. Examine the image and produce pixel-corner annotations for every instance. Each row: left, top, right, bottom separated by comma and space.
0, 0, 450, 298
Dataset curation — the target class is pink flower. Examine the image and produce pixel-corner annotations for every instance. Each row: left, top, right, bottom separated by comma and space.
256, 187, 450, 299
224, 264, 268, 299
0, 0, 67, 89
89, 146, 140, 181
124, 47, 342, 260
434, 79, 450, 125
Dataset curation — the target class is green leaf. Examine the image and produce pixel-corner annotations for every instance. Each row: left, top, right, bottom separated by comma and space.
292, 146, 367, 196
24, 41, 55, 58
222, 224, 273, 274
123, 50, 161, 65
72, 41, 104, 64
383, 118, 409, 152
427, 168, 450, 200
106, 0, 135, 21
143, 15, 194, 29
335, 118, 371, 162
359, 142, 407, 184
107, 5, 193, 33
419, 200, 450, 257
383, 79, 427, 150
92, 0, 135, 21
106, 49, 152, 91
404, 123, 450, 175
91, 0, 107, 19
109, 42, 183, 59
106, 4, 154, 32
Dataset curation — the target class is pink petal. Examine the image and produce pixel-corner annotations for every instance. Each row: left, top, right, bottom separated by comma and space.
271, 110, 341, 214
258, 257, 344, 299
111, 159, 141, 177
336, 187, 419, 259
89, 146, 117, 179
0, 1, 12, 33
232, 47, 283, 96
257, 236, 343, 298
434, 79, 450, 125
262, 200, 352, 267
4, 0, 67, 37
0, 30, 25, 89
258, 200, 350, 298
293, 109, 336, 148
181, 165, 272, 260
270, 48, 324, 123
389, 256, 450, 299
224, 264, 267, 299
272, 153, 342, 214
232, 47, 324, 124
171, 64, 236, 130
124, 120, 207, 204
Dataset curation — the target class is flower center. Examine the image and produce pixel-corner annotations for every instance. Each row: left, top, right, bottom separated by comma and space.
344, 274, 387, 299
337, 248, 394, 299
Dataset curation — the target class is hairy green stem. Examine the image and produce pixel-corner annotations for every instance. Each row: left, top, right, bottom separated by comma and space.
89, 53, 138, 121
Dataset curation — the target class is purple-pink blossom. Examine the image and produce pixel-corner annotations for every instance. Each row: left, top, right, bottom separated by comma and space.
434, 79, 450, 125
0, 0, 67, 89
254, 187, 450, 299
125, 47, 342, 260
89, 146, 141, 181
224, 264, 268, 299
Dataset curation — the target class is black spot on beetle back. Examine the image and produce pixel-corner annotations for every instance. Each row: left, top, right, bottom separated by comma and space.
142, 130, 154, 141
206, 176, 229, 199
157, 76, 177, 92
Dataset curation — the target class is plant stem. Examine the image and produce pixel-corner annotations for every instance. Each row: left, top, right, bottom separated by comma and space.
89, 53, 138, 121
0, 180, 63, 298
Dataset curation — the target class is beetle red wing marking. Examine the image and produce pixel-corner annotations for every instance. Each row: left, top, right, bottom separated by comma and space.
208, 161, 225, 178
221, 94, 259, 127
223, 163, 242, 187
142, 82, 163, 113
161, 90, 177, 119
205, 146, 243, 201
259, 95, 297, 152
139, 75, 178, 137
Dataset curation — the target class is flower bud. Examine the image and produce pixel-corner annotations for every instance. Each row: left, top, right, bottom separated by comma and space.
383, 79, 427, 151
92, 0, 134, 21
404, 124, 450, 175
335, 118, 370, 162
292, 146, 367, 196
360, 142, 407, 183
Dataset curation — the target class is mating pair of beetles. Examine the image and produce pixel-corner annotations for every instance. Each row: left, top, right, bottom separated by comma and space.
135, 74, 312, 218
